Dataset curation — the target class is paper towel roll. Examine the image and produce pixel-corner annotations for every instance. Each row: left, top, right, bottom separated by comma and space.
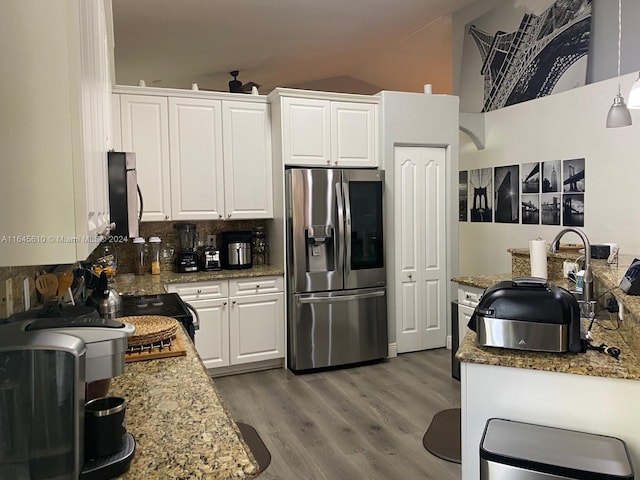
530, 239, 548, 279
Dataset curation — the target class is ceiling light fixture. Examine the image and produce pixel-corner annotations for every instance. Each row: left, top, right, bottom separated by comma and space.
628, 73, 640, 109
606, 0, 632, 128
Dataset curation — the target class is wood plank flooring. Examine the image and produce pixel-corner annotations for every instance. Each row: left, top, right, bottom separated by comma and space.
215, 348, 461, 480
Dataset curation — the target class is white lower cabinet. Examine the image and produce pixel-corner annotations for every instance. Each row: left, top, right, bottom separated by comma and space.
229, 292, 284, 365
457, 284, 484, 347
167, 276, 284, 372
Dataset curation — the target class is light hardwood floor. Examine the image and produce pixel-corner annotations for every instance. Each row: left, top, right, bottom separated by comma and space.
215, 348, 461, 480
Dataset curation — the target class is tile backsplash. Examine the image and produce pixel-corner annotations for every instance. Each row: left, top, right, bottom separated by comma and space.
90, 219, 268, 274
0, 265, 47, 318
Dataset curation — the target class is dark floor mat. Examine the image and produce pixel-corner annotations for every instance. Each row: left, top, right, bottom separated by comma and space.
236, 422, 272, 473
422, 408, 461, 464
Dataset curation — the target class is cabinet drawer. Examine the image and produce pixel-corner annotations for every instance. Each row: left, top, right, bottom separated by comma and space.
229, 276, 284, 296
457, 285, 484, 306
166, 281, 228, 299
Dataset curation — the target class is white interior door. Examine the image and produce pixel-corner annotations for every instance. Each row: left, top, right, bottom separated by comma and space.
395, 146, 447, 353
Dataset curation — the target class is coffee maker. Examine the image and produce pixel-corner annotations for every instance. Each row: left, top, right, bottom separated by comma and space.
174, 223, 199, 273
200, 234, 221, 271
0, 317, 135, 479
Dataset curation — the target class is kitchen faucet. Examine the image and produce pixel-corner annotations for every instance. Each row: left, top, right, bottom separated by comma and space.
549, 227, 595, 318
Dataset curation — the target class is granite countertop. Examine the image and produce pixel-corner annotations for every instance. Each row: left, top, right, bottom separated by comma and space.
452, 274, 573, 292
452, 257, 640, 381
112, 265, 285, 295
110, 326, 259, 479
456, 321, 640, 381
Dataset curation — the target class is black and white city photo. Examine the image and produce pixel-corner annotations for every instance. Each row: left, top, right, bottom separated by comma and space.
469, 168, 493, 223
494, 165, 519, 223
563, 193, 585, 227
541, 193, 561, 225
521, 162, 540, 193
541, 160, 561, 193
459, 0, 592, 113
459, 171, 468, 222
521, 194, 540, 225
563, 158, 585, 192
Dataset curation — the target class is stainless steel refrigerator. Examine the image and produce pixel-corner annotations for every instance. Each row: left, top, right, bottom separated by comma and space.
285, 168, 387, 371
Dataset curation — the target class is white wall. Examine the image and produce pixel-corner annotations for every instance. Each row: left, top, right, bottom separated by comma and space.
459, 72, 640, 276
380, 91, 459, 342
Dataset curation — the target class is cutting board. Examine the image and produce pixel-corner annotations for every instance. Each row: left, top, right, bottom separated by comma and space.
124, 334, 187, 362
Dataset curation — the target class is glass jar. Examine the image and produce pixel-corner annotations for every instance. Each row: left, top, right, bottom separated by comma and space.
132, 237, 146, 275
160, 243, 175, 272
252, 227, 269, 266
95, 243, 118, 282
149, 236, 161, 275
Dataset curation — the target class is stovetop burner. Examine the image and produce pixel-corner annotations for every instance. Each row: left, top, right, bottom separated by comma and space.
119, 293, 196, 341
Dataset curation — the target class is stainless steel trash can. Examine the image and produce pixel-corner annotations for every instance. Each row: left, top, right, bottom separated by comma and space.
480, 418, 634, 479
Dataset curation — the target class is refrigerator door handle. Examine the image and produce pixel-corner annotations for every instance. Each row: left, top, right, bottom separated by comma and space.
298, 290, 385, 304
342, 181, 352, 275
335, 182, 345, 275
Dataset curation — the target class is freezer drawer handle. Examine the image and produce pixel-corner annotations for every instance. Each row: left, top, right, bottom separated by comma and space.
298, 291, 385, 304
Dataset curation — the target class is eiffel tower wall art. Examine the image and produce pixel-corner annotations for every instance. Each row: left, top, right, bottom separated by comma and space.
459, 0, 592, 113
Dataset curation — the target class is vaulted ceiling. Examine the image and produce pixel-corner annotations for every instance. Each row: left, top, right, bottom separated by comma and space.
111, 0, 477, 95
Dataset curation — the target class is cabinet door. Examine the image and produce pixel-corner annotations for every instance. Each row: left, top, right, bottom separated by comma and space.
331, 102, 378, 167
186, 297, 230, 369
120, 95, 171, 221
282, 97, 331, 166
79, 0, 111, 249
458, 304, 474, 348
222, 101, 273, 219
169, 97, 224, 220
229, 292, 284, 365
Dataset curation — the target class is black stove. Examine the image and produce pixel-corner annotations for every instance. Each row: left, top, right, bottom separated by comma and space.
119, 293, 196, 341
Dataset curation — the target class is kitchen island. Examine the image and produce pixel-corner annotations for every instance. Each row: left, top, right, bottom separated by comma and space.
453, 254, 640, 480
109, 325, 260, 479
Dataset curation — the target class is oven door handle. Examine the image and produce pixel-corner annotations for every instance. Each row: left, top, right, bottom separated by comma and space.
183, 301, 200, 331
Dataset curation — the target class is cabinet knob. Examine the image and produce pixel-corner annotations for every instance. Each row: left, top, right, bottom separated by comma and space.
219, 214, 222, 219
227, 213, 231, 218
165, 215, 169, 220
326, 160, 331, 164
408, 274, 412, 280
197, 289, 202, 294
232, 300, 236, 305
223, 301, 227, 306
256, 285, 260, 289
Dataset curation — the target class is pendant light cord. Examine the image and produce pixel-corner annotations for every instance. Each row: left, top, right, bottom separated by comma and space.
617, 0, 622, 95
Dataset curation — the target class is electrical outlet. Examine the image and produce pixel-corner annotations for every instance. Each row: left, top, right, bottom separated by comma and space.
618, 300, 624, 321
6, 279, 13, 317
24, 277, 31, 311
1, 278, 13, 318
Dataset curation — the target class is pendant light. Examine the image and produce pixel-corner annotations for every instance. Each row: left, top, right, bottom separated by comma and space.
628, 73, 640, 109
606, 0, 632, 128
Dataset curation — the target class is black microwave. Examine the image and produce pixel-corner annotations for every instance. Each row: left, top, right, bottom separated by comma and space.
107, 151, 141, 239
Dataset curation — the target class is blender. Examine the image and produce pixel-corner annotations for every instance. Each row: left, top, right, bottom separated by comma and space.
174, 223, 199, 273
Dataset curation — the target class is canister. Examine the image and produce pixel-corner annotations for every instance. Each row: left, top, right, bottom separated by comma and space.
149, 237, 161, 274
132, 237, 146, 275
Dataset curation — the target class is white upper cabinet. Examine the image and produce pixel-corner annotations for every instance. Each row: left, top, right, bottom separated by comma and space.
169, 97, 225, 220
0, 0, 112, 267
119, 94, 171, 221
272, 89, 379, 168
222, 101, 273, 219
114, 88, 273, 221
281, 97, 331, 166
331, 102, 377, 168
